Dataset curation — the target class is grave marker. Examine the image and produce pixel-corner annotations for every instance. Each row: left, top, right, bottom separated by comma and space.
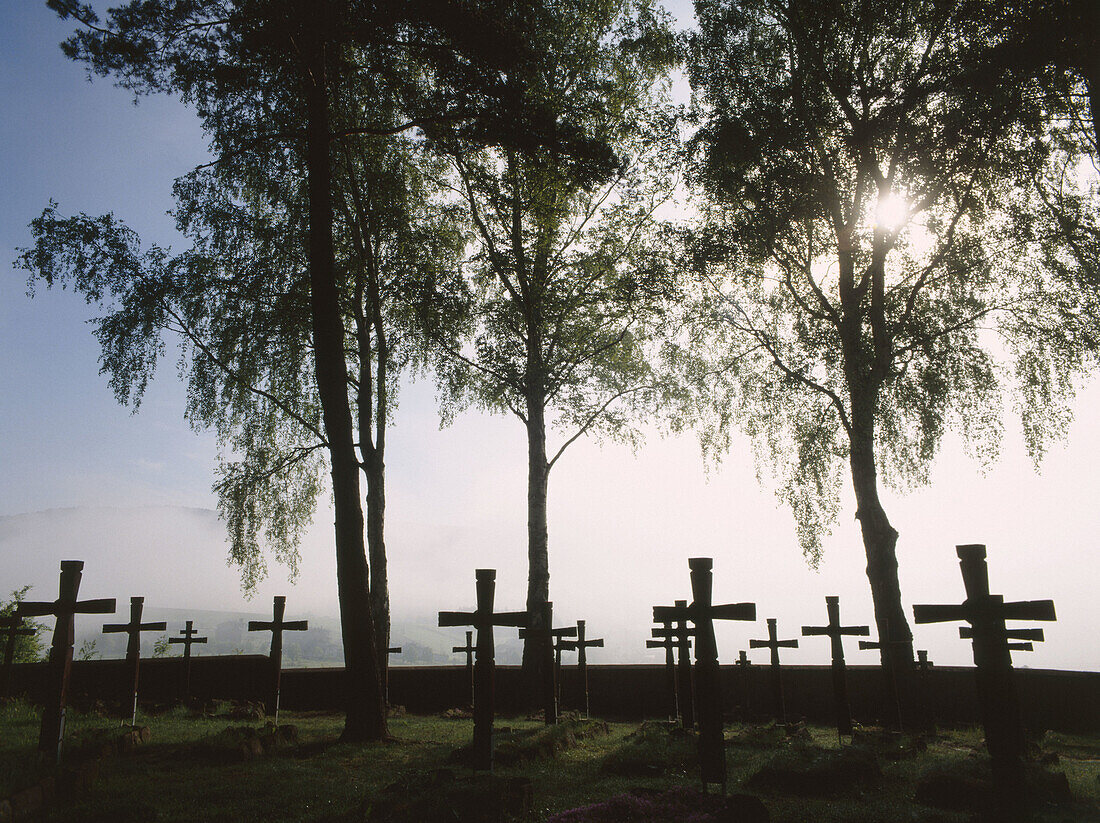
646, 630, 679, 722
16, 561, 115, 764
439, 569, 528, 771
734, 649, 752, 721
247, 596, 308, 724
549, 624, 578, 707
102, 597, 167, 726
913, 544, 1055, 803
654, 558, 756, 791
0, 614, 36, 699
167, 620, 207, 701
801, 596, 869, 737
749, 618, 799, 725
517, 601, 559, 724
858, 620, 909, 731
915, 649, 933, 733
651, 599, 695, 728
558, 620, 602, 718
452, 630, 475, 707
383, 646, 402, 704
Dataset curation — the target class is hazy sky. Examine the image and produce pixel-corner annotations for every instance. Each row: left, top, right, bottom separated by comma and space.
1, 3, 1097, 672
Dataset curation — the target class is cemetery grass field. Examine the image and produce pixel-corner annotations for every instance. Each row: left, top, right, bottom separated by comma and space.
1, 700, 1098, 822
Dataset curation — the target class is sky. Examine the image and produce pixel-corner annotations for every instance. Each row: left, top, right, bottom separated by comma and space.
1, 3, 1098, 672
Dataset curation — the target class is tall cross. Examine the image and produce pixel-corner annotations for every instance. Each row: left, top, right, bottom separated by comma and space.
516, 601, 559, 724
16, 561, 115, 764
439, 569, 528, 771
749, 618, 799, 725
654, 558, 756, 792
651, 599, 695, 728
646, 631, 679, 722
801, 596, 869, 737
558, 620, 602, 718
248, 596, 308, 724
102, 596, 167, 726
913, 544, 1055, 802
0, 614, 36, 699
452, 630, 475, 707
168, 620, 207, 701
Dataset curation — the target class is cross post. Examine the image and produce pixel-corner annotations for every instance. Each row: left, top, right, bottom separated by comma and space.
801, 596, 869, 737
915, 649, 934, 733
548, 625, 578, 708
749, 618, 799, 725
646, 630, 679, 722
858, 618, 909, 732
102, 596, 167, 726
247, 596, 308, 725
383, 646, 402, 705
734, 649, 752, 721
16, 561, 115, 764
517, 601, 559, 724
654, 558, 756, 792
913, 544, 1055, 804
0, 615, 36, 699
168, 620, 207, 701
558, 620, 602, 718
452, 630, 475, 707
439, 569, 528, 771
651, 599, 695, 728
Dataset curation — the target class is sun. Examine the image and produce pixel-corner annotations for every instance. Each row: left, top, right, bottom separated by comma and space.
873, 193, 910, 231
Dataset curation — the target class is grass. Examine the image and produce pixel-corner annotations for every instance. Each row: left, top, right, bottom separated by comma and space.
1, 699, 1097, 822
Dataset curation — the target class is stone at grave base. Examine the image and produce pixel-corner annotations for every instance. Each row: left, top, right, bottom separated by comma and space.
227, 700, 265, 721
137, 725, 152, 744
365, 770, 533, 822
746, 747, 882, 798
9, 785, 43, 822
387, 705, 406, 717
545, 787, 769, 823
239, 737, 265, 761
276, 724, 299, 745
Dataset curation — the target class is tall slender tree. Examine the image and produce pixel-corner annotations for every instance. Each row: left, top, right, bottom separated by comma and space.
682, 0, 1092, 703
429, 0, 679, 676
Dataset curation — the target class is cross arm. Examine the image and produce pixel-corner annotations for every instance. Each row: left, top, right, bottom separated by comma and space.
169, 635, 207, 643
438, 611, 476, 628
247, 620, 272, 631
1001, 600, 1056, 622
652, 605, 688, 623
959, 627, 1045, 642
711, 603, 757, 622
17, 597, 116, 618
494, 611, 529, 628
282, 620, 308, 631
913, 603, 969, 624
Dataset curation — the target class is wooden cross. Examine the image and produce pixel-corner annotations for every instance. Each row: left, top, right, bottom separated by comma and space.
913, 544, 1056, 802
959, 625, 1044, 652
0, 614, 36, 699
749, 618, 799, 725
858, 619, 909, 731
915, 649, 934, 733
801, 596, 869, 737
654, 558, 756, 792
16, 561, 115, 764
439, 569, 528, 771
168, 620, 207, 701
102, 596, 167, 726
548, 625, 578, 708
558, 620, 602, 718
452, 630, 475, 707
651, 599, 695, 728
516, 601, 559, 724
382, 646, 402, 705
247, 596, 308, 724
646, 630, 679, 722
734, 649, 752, 721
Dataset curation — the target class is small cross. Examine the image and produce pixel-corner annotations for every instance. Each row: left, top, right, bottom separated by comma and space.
646, 632, 679, 722
801, 596, 868, 737
516, 602, 560, 724
0, 614, 36, 699
452, 630, 475, 707
749, 618, 799, 724
858, 623, 910, 731
17, 561, 115, 764
651, 599, 695, 729
439, 569, 528, 771
558, 620, 603, 718
248, 596, 308, 724
168, 620, 207, 701
102, 596, 167, 726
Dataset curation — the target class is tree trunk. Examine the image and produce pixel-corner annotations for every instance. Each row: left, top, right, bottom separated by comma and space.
365, 448, 389, 699
521, 396, 551, 688
848, 399, 914, 726
305, 69, 387, 742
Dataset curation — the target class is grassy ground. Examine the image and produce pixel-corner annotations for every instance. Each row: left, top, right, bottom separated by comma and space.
1, 699, 1097, 822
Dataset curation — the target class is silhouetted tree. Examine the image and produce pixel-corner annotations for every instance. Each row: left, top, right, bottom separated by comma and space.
681, 0, 1093, 701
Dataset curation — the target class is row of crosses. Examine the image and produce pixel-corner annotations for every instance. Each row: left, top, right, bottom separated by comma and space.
651, 549, 1055, 801
439, 569, 604, 771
